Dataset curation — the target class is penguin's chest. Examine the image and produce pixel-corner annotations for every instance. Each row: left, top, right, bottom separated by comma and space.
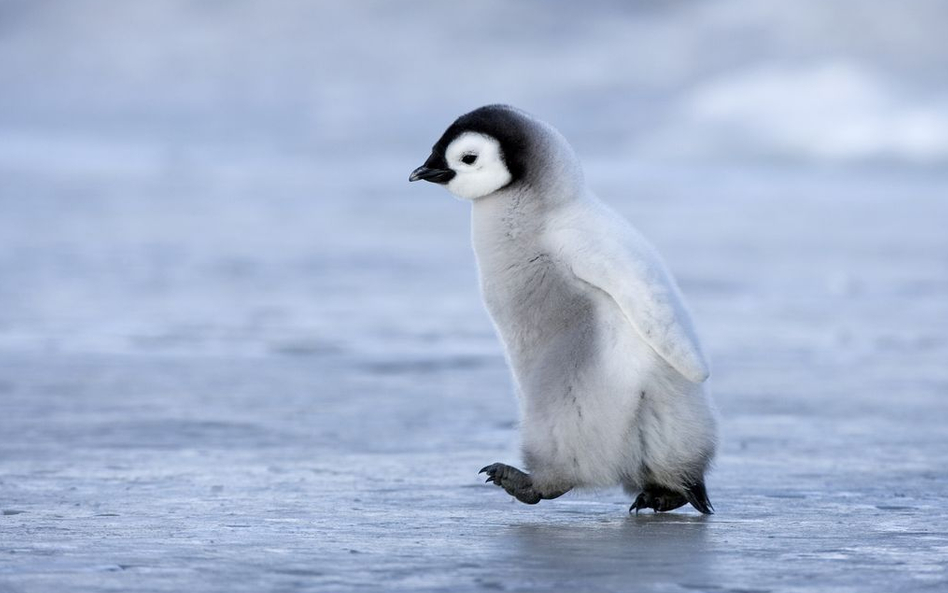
478, 250, 655, 388
480, 255, 603, 367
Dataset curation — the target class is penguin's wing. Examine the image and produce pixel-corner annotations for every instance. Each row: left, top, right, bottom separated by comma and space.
554, 223, 710, 383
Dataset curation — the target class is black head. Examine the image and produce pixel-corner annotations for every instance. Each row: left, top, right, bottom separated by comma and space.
409, 105, 532, 198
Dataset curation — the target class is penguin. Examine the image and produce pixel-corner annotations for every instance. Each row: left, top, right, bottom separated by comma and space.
409, 105, 717, 514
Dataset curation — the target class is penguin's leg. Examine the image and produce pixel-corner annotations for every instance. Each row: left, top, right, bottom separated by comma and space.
630, 481, 714, 515
479, 463, 570, 504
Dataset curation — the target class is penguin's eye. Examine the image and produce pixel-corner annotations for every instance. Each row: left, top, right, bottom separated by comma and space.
461, 153, 478, 165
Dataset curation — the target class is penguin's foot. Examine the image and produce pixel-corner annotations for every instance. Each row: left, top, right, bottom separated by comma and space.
480, 463, 541, 504
630, 482, 714, 515
631, 484, 687, 514
479, 463, 545, 504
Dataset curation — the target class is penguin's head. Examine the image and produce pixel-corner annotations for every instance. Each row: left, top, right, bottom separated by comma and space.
409, 105, 530, 200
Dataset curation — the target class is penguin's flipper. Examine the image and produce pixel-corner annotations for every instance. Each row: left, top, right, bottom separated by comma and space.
682, 481, 715, 515
554, 226, 711, 384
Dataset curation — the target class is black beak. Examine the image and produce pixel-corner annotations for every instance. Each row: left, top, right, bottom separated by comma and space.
409, 153, 456, 184
409, 166, 455, 183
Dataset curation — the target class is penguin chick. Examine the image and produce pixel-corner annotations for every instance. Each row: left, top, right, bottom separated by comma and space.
409, 105, 717, 514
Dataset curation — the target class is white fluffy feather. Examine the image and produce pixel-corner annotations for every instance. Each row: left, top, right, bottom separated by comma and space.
425, 106, 717, 502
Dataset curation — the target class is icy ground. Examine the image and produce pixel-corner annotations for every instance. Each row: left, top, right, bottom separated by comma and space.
2, 1, 948, 592
3, 167, 947, 592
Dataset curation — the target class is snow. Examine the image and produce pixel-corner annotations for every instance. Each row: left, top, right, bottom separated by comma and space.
1, 1, 947, 591
674, 61, 948, 163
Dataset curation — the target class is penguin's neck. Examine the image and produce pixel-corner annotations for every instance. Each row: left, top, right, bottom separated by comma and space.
471, 187, 536, 244
470, 189, 540, 268
469, 183, 588, 274
470, 129, 586, 265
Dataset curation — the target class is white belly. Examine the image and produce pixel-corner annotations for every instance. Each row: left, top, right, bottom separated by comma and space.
481, 256, 662, 487
475, 224, 714, 491
516, 290, 661, 487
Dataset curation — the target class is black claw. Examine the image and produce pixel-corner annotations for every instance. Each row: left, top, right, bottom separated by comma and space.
630, 493, 654, 514
632, 483, 714, 515
480, 463, 504, 486
630, 491, 651, 515
682, 482, 714, 515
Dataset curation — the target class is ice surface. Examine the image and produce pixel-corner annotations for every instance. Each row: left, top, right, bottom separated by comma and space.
1, 1, 947, 592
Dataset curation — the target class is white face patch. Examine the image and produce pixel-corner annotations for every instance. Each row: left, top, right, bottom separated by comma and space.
443, 132, 513, 200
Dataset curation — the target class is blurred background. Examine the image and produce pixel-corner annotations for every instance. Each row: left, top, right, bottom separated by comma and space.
1, 2, 947, 590
2, 0, 946, 363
